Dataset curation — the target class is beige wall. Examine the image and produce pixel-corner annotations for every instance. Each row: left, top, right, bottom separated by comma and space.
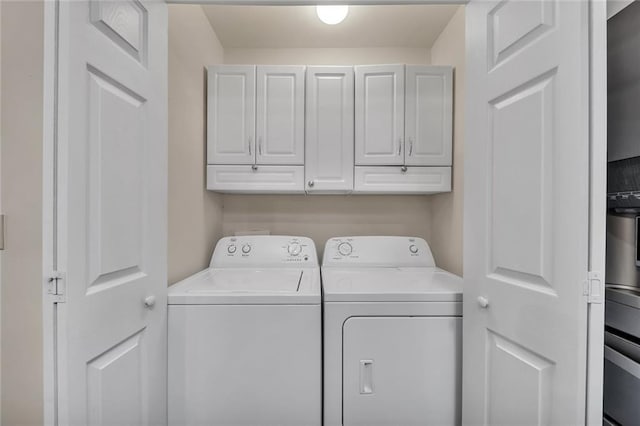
168, 5, 225, 284
221, 46, 434, 258
1, 1, 44, 425
223, 195, 432, 257
429, 6, 465, 276
224, 47, 430, 65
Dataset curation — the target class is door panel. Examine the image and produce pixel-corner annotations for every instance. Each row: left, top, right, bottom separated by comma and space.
463, 0, 590, 425
305, 66, 354, 193
55, 1, 167, 425
405, 66, 453, 166
208, 65, 256, 165
355, 65, 404, 166
256, 66, 305, 165
343, 317, 461, 426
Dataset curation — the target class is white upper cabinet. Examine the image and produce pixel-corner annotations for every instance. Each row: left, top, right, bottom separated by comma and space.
207, 65, 256, 165
305, 66, 354, 193
355, 65, 405, 166
405, 66, 453, 166
256, 66, 305, 165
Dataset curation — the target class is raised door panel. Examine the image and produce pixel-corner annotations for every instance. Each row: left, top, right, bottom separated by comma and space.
206, 165, 305, 194
256, 66, 305, 165
342, 317, 461, 426
207, 65, 256, 165
355, 65, 405, 166
405, 66, 453, 166
305, 66, 354, 193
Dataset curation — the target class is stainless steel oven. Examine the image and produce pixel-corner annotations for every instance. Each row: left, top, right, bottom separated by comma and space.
606, 3, 640, 423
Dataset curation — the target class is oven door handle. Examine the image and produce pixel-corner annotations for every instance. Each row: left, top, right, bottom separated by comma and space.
605, 345, 640, 379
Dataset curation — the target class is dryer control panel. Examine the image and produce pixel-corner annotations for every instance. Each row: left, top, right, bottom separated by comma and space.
322, 236, 436, 268
211, 236, 318, 268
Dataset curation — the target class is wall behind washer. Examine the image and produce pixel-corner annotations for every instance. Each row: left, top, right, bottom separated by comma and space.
168, 5, 225, 284
221, 47, 433, 259
429, 6, 465, 276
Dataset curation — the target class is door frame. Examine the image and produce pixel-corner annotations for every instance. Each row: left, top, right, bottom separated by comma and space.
41, 1, 606, 425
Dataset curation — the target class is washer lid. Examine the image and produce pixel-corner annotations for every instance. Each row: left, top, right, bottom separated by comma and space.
168, 268, 320, 304
321, 267, 462, 302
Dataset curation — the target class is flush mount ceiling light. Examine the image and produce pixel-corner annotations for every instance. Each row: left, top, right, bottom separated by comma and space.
316, 5, 349, 25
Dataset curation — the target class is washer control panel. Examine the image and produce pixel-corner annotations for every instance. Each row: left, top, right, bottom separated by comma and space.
212, 236, 318, 267
322, 236, 436, 268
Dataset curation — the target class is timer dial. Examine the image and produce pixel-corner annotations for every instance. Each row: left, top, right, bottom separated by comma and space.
338, 242, 353, 256
288, 243, 302, 256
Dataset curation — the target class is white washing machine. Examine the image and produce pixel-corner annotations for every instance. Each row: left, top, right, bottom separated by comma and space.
322, 236, 463, 426
168, 235, 321, 426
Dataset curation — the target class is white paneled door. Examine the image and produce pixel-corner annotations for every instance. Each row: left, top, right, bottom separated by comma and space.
256, 66, 305, 165
355, 65, 405, 166
463, 0, 596, 425
51, 1, 167, 425
305, 66, 354, 193
208, 65, 256, 165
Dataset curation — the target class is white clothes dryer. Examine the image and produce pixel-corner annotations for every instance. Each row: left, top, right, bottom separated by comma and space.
168, 236, 321, 426
322, 236, 463, 426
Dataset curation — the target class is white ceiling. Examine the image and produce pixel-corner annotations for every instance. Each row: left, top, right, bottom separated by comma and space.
201, 5, 460, 49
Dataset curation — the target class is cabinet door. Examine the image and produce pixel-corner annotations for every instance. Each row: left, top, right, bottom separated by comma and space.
355, 65, 405, 166
256, 66, 305, 165
305, 66, 354, 193
207, 65, 256, 165
343, 317, 462, 426
405, 66, 453, 166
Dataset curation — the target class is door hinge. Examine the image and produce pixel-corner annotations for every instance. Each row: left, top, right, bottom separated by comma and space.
583, 271, 603, 304
47, 271, 66, 303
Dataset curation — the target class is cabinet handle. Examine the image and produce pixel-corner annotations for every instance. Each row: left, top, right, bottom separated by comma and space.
308, 180, 315, 187
359, 360, 374, 394
398, 139, 402, 156
408, 138, 413, 156
258, 137, 263, 156
248, 137, 252, 156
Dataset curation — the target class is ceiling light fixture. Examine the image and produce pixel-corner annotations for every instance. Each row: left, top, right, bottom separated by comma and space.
316, 5, 349, 25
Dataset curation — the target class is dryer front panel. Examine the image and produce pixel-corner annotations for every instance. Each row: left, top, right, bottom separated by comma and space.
342, 316, 462, 426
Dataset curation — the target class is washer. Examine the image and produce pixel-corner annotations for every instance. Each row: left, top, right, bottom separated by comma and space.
168, 235, 321, 426
322, 236, 463, 426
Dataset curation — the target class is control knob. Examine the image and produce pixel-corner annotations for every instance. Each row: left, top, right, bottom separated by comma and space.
227, 244, 237, 254
409, 244, 419, 254
242, 244, 251, 254
288, 243, 302, 256
338, 242, 353, 256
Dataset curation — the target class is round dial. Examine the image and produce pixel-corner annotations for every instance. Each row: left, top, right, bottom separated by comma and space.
338, 242, 353, 256
241, 244, 251, 254
227, 244, 237, 254
288, 243, 302, 256
409, 244, 419, 254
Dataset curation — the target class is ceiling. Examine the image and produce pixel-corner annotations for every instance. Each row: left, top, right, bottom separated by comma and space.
201, 5, 459, 49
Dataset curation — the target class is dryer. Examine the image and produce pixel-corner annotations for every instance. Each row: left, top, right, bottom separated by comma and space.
322, 236, 463, 426
168, 235, 321, 426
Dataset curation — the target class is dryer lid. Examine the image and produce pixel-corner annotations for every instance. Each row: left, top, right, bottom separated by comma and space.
321, 267, 462, 302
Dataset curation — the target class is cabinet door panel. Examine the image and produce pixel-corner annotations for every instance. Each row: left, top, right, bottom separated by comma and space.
355, 65, 405, 166
256, 66, 305, 165
305, 66, 354, 193
406, 66, 453, 166
207, 66, 256, 165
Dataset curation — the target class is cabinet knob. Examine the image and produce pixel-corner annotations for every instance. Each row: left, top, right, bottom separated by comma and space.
308, 180, 315, 187
401, 166, 408, 172
251, 165, 258, 171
